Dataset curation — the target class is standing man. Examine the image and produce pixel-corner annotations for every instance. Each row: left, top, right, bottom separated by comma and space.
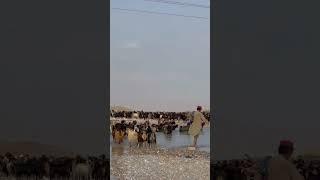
267, 140, 304, 180
188, 106, 209, 149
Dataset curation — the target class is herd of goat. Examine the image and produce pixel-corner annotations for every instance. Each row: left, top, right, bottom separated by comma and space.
0, 153, 108, 180
111, 119, 197, 147
0, 111, 212, 180
110, 110, 211, 122
111, 110, 212, 146
112, 120, 158, 147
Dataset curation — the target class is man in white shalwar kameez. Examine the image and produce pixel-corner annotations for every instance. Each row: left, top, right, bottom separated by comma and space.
267, 140, 304, 180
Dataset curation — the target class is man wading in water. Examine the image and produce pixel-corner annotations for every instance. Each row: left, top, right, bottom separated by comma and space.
188, 106, 209, 150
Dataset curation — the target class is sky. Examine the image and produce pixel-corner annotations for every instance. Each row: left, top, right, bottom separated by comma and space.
110, 0, 210, 112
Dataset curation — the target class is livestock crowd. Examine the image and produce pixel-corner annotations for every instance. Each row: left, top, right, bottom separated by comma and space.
0, 153, 108, 180
112, 118, 196, 146
112, 120, 158, 147
212, 158, 270, 180
111, 109, 211, 146
212, 158, 320, 180
110, 110, 211, 122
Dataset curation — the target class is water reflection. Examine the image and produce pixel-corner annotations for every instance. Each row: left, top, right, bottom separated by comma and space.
163, 133, 173, 141
110, 127, 210, 154
111, 145, 125, 156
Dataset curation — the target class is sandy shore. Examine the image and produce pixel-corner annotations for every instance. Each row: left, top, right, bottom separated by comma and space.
111, 147, 210, 180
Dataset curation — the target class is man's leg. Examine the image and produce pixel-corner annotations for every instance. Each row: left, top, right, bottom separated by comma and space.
193, 134, 199, 147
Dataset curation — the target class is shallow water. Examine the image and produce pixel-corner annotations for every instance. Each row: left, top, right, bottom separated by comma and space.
110, 127, 210, 157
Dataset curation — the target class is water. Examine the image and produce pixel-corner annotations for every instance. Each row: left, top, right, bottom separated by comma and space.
110, 127, 210, 157
156, 127, 210, 152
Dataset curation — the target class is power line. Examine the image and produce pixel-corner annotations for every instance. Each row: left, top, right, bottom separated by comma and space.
111, 8, 209, 20
140, 0, 210, 8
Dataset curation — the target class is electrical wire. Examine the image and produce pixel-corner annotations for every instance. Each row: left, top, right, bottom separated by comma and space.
140, 0, 210, 8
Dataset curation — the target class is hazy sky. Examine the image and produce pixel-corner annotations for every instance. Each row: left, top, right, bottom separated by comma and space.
110, 0, 210, 112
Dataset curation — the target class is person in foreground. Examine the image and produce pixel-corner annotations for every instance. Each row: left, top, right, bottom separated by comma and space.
267, 140, 304, 180
188, 106, 209, 149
